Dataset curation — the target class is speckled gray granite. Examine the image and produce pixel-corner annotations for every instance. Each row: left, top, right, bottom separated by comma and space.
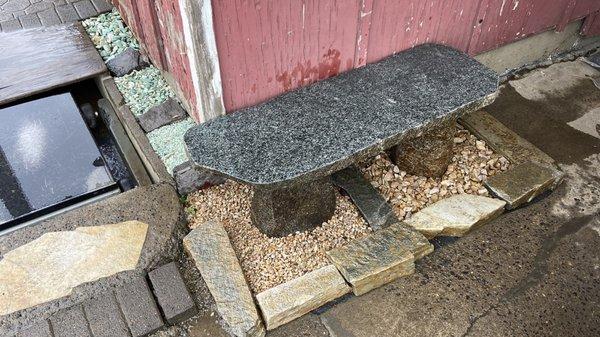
251, 178, 336, 237
185, 44, 498, 189
331, 166, 397, 230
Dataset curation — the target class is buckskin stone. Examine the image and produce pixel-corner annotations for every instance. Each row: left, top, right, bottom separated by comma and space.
459, 110, 564, 189
404, 194, 506, 238
256, 265, 349, 331
326, 222, 432, 296
484, 161, 557, 210
0, 221, 147, 316
391, 118, 456, 178
183, 221, 265, 337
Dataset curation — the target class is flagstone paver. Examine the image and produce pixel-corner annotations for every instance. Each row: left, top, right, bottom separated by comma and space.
0, 0, 112, 32
404, 194, 506, 238
0, 221, 148, 316
256, 265, 350, 331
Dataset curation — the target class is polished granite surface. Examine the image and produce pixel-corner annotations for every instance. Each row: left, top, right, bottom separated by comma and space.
185, 44, 498, 188
0, 93, 115, 225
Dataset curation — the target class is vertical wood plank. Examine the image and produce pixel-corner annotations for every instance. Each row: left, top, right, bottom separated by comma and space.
212, 0, 361, 112
581, 12, 600, 36
366, 0, 480, 63
135, 0, 167, 69
354, 0, 374, 67
469, 0, 566, 55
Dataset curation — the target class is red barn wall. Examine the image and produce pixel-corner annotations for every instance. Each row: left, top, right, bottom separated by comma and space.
110, 0, 600, 118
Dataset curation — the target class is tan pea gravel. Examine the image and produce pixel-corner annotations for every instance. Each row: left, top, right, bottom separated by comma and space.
186, 125, 509, 294
360, 125, 511, 220
187, 182, 371, 294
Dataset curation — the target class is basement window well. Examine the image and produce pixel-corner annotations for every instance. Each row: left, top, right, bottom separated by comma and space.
0, 82, 138, 234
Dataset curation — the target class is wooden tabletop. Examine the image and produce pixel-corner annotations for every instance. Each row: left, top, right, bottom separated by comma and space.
0, 23, 106, 106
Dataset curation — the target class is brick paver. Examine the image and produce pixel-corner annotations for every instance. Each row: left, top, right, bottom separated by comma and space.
148, 262, 198, 324
0, 0, 112, 32
115, 275, 165, 337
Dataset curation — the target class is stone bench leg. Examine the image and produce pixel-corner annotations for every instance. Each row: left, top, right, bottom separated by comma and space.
251, 178, 336, 237
391, 118, 456, 178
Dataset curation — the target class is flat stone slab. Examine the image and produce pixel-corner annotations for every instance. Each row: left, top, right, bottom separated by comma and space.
404, 194, 506, 238
0, 23, 106, 105
138, 97, 188, 133
185, 44, 498, 188
173, 161, 226, 195
256, 265, 350, 331
484, 161, 558, 210
106, 47, 148, 77
332, 166, 397, 230
148, 262, 197, 324
327, 222, 432, 295
183, 221, 265, 337
0, 221, 147, 316
460, 110, 555, 166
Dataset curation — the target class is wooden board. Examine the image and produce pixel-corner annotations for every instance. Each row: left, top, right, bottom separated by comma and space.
0, 23, 107, 106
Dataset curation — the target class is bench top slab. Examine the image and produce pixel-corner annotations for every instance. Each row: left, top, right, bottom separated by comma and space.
185, 44, 498, 188
0, 23, 106, 106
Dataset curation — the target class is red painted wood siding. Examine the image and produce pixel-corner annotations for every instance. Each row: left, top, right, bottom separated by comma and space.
213, 0, 600, 112
111, 0, 600, 118
109, 0, 198, 120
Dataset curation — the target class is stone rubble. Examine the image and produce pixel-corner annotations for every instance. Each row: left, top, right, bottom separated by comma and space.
256, 265, 350, 330
361, 126, 510, 221
404, 194, 506, 238
187, 181, 371, 294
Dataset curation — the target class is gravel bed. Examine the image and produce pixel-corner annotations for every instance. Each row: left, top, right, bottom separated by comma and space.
147, 118, 196, 174
82, 9, 140, 61
115, 67, 176, 117
360, 125, 511, 220
187, 181, 371, 294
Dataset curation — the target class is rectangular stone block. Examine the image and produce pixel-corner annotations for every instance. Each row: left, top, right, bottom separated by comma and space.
16, 320, 52, 337
183, 221, 265, 337
484, 161, 557, 210
256, 265, 350, 331
148, 262, 198, 324
327, 222, 426, 296
50, 306, 92, 337
460, 110, 555, 166
115, 276, 164, 337
331, 166, 398, 230
404, 194, 506, 238
83, 292, 130, 337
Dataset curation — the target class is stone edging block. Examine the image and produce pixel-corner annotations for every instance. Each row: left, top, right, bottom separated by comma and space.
404, 194, 507, 238
326, 222, 433, 296
484, 161, 559, 210
256, 265, 350, 331
183, 221, 265, 337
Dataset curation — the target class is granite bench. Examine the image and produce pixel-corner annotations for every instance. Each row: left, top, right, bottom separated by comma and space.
185, 44, 498, 237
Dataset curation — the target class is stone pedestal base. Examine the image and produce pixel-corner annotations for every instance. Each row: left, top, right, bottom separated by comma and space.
251, 178, 336, 237
391, 119, 456, 178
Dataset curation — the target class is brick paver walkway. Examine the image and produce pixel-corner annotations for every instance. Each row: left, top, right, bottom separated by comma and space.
0, 0, 111, 32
